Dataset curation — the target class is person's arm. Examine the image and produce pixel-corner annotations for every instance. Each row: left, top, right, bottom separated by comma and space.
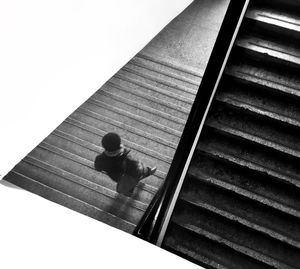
94, 154, 104, 172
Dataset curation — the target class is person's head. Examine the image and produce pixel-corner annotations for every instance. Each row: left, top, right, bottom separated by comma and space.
102, 132, 123, 157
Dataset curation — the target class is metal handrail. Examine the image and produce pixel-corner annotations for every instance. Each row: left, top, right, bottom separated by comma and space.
133, 0, 250, 244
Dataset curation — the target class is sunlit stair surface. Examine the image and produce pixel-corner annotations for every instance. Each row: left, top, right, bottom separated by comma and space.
163, 0, 300, 268
3, 53, 201, 234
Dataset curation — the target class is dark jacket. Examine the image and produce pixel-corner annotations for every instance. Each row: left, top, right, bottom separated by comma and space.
94, 148, 147, 182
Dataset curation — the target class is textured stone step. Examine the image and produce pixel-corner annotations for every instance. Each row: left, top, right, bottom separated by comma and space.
179, 178, 300, 248
131, 55, 201, 87
215, 91, 300, 130
246, 2, 300, 39
6, 170, 135, 233
91, 90, 185, 132
189, 152, 300, 219
164, 222, 272, 269
225, 62, 300, 101
235, 35, 300, 70
217, 77, 300, 135
102, 82, 189, 120
206, 105, 300, 159
119, 68, 196, 100
82, 99, 181, 144
172, 202, 299, 269
199, 131, 300, 189
136, 53, 202, 82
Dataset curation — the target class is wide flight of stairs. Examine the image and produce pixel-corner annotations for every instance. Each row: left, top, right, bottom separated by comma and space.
163, 0, 300, 268
3, 53, 201, 234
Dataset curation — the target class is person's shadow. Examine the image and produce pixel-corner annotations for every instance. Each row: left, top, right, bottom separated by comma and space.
104, 181, 144, 227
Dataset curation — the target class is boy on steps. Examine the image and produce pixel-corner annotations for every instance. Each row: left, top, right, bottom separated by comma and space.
94, 132, 157, 196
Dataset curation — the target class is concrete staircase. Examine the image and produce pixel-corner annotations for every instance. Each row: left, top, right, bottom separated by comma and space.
3, 53, 201, 234
162, 0, 300, 268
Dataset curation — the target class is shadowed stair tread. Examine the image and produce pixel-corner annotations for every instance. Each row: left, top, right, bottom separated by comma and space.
205, 118, 300, 159
164, 223, 272, 269
6, 171, 136, 233
236, 35, 300, 67
179, 182, 300, 248
225, 63, 300, 99
216, 80, 300, 130
215, 92, 300, 129
188, 156, 300, 218
198, 138, 300, 189
171, 212, 297, 269
246, 5, 300, 34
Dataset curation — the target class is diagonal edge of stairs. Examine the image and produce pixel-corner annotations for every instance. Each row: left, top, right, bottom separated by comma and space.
3, 51, 201, 234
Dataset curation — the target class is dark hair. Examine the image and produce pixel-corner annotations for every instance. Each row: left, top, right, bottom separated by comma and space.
101, 132, 121, 152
